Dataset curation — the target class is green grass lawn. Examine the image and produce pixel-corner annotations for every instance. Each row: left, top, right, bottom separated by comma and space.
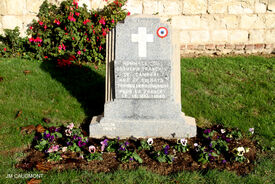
0, 56, 274, 183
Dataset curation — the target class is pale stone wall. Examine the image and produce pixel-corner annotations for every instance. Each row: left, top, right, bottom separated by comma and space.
0, 0, 274, 54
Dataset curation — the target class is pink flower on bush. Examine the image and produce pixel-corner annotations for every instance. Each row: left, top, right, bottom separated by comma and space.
4, 48, 7, 51
111, 19, 115, 24
29, 38, 34, 42
88, 145, 96, 153
127, 12, 131, 16
44, 25, 47, 30
58, 43, 66, 50
73, 0, 79, 8
38, 21, 43, 25
99, 45, 103, 51
84, 49, 86, 52
68, 16, 76, 22
77, 51, 81, 55
29, 26, 33, 30
102, 29, 107, 37
83, 19, 91, 25
32, 37, 42, 43
86, 38, 89, 41
99, 17, 105, 25
72, 37, 75, 40
38, 44, 41, 47
48, 145, 59, 153
54, 19, 60, 25
75, 12, 80, 16
44, 56, 48, 59
68, 13, 76, 22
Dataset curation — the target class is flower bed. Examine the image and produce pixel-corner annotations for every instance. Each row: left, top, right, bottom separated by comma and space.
17, 123, 257, 175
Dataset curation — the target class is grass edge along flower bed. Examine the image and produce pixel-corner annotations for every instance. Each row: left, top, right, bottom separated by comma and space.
16, 123, 258, 175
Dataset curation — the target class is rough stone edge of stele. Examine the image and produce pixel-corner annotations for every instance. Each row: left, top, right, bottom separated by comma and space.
89, 113, 196, 139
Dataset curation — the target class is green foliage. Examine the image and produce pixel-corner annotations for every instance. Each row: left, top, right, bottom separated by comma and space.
228, 129, 243, 140
48, 152, 62, 161
210, 139, 229, 155
174, 144, 189, 153
119, 150, 143, 164
138, 140, 152, 151
152, 145, 174, 164
34, 139, 49, 152
86, 152, 103, 161
0, 27, 29, 58
196, 146, 219, 164
117, 141, 143, 163
105, 139, 120, 152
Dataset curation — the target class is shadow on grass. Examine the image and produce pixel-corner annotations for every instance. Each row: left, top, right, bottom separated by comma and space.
40, 60, 105, 132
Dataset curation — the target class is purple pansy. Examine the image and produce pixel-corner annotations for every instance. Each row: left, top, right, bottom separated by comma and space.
209, 156, 215, 161
204, 129, 211, 134
44, 133, 50, 139
225, 138, 231, 143
119, 145, 126, 151
164, 145, 170, 155
78, 140, 86, 147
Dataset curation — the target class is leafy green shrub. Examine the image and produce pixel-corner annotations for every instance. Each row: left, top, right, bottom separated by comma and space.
27, 0, 128, 65
0, 27, 29, 58
0, 0, 129, 65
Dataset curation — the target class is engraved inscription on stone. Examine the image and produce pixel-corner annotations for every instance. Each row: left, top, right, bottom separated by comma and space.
115, 60, 170, 99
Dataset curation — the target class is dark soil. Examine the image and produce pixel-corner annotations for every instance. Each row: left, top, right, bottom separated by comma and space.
16, 125, 257, 176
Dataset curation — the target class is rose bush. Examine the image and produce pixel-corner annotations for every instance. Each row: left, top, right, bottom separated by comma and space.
0, 0, 129, 66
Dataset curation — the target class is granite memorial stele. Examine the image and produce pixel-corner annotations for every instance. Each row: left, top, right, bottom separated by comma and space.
89, 15, 197, 138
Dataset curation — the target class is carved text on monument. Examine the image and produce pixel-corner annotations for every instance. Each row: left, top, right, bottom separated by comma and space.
115, 60, 170, 99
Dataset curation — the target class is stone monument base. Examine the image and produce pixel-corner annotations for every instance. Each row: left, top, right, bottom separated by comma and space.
89, 114, 196, 139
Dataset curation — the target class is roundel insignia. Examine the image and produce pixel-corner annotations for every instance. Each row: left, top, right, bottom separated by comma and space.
157, 27, 168, 38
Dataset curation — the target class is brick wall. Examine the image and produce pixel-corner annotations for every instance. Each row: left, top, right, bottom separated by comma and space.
0, 0, 274, 54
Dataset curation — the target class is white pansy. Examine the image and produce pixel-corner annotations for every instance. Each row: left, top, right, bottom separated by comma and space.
147, 138, 153, 146
180, 138, 187, 146
236, 147, 245, 156
65, 129, 72, 136
89, 145, 96, 153
62, 147, 67, 152
249, 128, 254, 134
221, 129, 226, 134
